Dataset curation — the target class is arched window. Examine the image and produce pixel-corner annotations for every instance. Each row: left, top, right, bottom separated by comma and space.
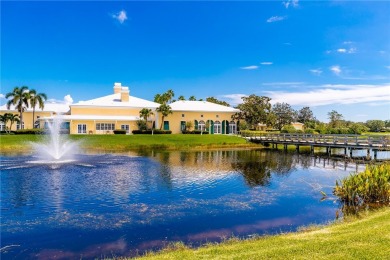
198, 120, 205, 131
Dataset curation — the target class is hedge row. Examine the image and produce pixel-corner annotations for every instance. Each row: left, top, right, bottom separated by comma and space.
13, 129, 46, 135
132, 129, 172, 134
182, 130, 209, 134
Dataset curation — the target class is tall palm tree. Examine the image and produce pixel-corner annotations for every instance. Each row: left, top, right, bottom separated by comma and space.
156, 104, 172, 130
139, 108, 154, 129
6, 86, 30, 130
8, 114, 20, 132
178, 95, 185, 101
189, 96, 197, 101
29, 89, 47, 128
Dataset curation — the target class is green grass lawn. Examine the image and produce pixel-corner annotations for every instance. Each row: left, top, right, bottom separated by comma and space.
134, 207, 390, 260
0, 134, 254, 153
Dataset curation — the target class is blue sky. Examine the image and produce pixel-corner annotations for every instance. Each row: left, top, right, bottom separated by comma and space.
1, 1, 389, 122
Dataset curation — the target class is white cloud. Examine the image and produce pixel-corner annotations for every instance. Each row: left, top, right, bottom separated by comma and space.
386, 66, 390, 70
0, 94, 5, 99
47, 95, 74, 105
264, 84, 390, 106
267, 16, 286, 23
240, 65, 259, 70
64, 95, 73, 104
260, 62, 273, 65
343, 41, 353, 44
220, 94, 247, 106
309, 69, 323, 76
283, 0, 299, 9
337, 48, 347, 53
262, 82, 305, 86
330, 65, 341, 76
112, 10, 127, 24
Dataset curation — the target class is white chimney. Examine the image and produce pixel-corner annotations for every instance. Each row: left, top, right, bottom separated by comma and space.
114, 82, 122, 94
121, 86, 130, 102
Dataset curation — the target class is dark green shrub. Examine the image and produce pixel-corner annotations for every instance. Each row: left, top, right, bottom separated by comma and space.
182, 130, 209, 134
113, 129, 126, 135
14, 129, 45, 135
132, 129, 172, 134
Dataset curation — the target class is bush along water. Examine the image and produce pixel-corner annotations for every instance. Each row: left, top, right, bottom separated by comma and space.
333, 163, 390, 207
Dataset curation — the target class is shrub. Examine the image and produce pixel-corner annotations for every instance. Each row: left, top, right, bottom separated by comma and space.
281, 125, 296, 133
136, 120, 147, 131
182, 130, 209, 134
333, 163, 390, 206
13, 129, 45, 135
304, 128, 318, 134
132, 129, 172, 134
113, 129, 126, 135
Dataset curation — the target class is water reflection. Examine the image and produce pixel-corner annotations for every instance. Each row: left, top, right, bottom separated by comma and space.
1, 149, 366, 259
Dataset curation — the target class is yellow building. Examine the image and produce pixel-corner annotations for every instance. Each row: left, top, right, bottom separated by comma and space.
1, 82, 239, 134
166, 100, 239, 134
43, 83, 160, 134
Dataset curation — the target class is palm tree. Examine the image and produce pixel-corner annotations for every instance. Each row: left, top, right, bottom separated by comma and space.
29, 89, 47, 128
189, 96, 196, 101
0, 113, 10, 132
6, 86, 30, 130
8, 114, 20, 131
178, 95, 185, 101
156, 104, 173, 130
166, 89, 175, 103
139, 108, 154, 129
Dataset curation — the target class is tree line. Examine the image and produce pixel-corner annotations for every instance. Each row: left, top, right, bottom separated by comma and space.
233, 94, 390, 134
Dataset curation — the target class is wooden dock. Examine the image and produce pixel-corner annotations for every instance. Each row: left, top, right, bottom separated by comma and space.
241, 133, 390, 160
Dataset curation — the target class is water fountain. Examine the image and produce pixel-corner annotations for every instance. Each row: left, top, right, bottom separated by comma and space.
30, 117, 80, 163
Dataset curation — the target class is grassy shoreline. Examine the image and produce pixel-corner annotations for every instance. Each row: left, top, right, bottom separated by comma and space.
134, 207, 390, 259
0, 134, 257, 153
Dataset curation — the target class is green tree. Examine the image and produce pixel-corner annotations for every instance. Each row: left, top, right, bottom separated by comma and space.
205, 97, 230, 107
328, 110, 344, 128
366, 120, 385, 132
6, 86, 30, 129
232, 94, 272, 129
29, 89, 47, 128
0, 113, 10, 132
178, 95, 186, 101
189, 96, 197, 101
156, 104, 173, 129
154, 89, 175, 104
297, 107, 316, 126
348, 123, 369, 134
272, 102, 296, 130
139, 108, 154, 129
7, 114, 20, 131
185, 121, 193, 131
166, 89, 175, 103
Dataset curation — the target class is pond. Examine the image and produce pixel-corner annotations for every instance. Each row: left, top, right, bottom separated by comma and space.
1, 149, 365, 259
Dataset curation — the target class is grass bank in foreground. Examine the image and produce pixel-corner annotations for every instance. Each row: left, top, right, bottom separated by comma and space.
135, 208, 390, 260
0, 134, 254, 153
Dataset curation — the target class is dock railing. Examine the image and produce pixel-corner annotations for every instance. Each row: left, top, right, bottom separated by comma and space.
239, 132, 389, 148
